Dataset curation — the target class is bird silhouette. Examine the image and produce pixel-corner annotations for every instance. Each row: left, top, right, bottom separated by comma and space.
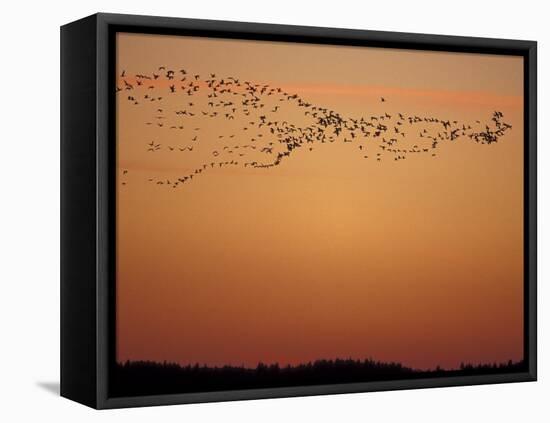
116, 67, 513, 188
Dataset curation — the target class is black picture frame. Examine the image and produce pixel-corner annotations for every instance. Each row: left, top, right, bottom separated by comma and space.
61, 12, 537, 409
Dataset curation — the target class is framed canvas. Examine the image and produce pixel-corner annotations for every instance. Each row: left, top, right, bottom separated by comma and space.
60, 13, 537, 409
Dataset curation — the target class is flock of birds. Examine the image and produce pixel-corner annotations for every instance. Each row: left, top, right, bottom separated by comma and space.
117, 66, 513, 189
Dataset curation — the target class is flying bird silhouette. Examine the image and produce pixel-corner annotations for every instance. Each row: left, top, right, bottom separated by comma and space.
116, 66, 513, 189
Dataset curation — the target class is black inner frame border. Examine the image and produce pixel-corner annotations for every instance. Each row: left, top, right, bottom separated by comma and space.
106, 22, 534, 399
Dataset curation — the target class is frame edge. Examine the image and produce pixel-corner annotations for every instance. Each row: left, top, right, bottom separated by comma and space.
60, 13, 100, 409
86, 12, 538, 409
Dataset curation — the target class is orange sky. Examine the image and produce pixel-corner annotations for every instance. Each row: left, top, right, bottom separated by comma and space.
115, 32, 524, 370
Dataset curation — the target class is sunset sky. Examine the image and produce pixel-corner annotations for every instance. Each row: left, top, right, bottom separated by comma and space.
115, 32, 524, 370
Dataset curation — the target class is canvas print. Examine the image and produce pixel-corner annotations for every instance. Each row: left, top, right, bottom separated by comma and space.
113, 32, 525, 397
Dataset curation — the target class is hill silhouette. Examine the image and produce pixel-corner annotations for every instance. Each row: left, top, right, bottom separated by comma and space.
111, 358, 525, 397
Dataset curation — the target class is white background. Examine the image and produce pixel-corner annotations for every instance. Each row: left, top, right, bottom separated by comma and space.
0, 0, 547, 421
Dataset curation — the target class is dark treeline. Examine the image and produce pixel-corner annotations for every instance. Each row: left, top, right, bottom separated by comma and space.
111, 358, 526, 397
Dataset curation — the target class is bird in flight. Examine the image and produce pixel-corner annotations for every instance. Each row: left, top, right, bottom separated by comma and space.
116, 66, 512, 189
